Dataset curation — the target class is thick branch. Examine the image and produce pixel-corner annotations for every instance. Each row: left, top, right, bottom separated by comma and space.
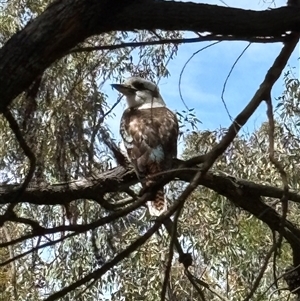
0, 167, 137, 205
1, 160, 300, 205
2, 160, 300, 252
2, 162, 300, 276
0, 1, 299, 111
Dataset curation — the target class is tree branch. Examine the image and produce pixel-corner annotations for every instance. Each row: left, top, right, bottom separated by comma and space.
197, 32, 299, 172
2, 161, 300, 205
0, 1, 299, 111
69, 35, 285, 54
44, 169, 202, 301
2, 161, 300, 258
1, 110, 36, 222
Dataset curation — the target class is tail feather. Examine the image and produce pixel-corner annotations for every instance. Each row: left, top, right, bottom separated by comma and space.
147, 188, 167, 217
143, 163, 168, 216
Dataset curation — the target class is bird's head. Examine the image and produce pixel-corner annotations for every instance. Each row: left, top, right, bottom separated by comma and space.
111, 77, 166, 109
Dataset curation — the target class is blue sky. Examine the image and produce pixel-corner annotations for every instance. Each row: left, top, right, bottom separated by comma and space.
104, 0, 299, 153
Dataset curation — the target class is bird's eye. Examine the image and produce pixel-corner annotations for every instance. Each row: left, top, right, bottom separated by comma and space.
131, 82, 146, 91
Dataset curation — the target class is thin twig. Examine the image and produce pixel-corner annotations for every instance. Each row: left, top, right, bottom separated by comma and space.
199, 32, 299, 173
69, 36, 284, 54
272, 230, 280, 293
221, 43, 251, 122
185, 269, 231, 301
266, 97, 289, 292
44, 222, 162, 301
2, 226, 17, 300
160, 172, 196, 300
185, 269, 207, 301
0, 232, 78, 267
2, 109, 36, 218
44, 171, 203, 301
179, 42, 221, 110
0, 192, 151, 249
261, 264, 300, 298
243, 240, 281, 301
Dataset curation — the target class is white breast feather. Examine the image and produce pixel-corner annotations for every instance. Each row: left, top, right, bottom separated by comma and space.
138, 102, 165, 110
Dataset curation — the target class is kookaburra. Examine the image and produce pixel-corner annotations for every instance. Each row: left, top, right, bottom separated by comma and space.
112, 77, 179, 216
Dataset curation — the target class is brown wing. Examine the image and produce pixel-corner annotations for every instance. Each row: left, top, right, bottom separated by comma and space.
120, 107, 179, 179
120, 106, 178, 216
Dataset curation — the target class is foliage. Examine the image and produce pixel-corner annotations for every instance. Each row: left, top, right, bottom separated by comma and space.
0, 1, 300, 301
0, 231, 10, 301
180, 125, 294, 300
0, 0, 182, 300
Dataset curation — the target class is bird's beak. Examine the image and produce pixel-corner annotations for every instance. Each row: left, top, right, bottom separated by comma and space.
111, 84, 135, 95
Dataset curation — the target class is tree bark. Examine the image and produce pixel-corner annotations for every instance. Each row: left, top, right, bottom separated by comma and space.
0, 0, 299, 111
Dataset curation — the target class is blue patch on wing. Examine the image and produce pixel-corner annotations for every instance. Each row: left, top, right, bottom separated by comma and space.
149, 145, 164, 162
